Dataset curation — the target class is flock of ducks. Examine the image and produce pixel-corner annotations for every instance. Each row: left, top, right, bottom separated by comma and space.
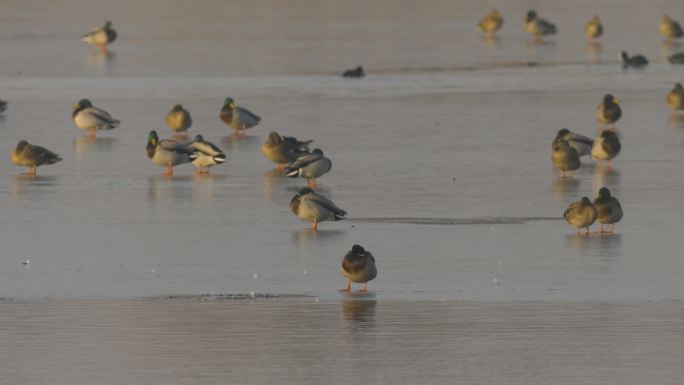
479, 9, 684, 235
5, 10, 684, 292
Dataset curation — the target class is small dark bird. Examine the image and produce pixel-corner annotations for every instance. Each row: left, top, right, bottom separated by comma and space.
340, 244, 377, 293
342, 66, 365, 78
0, 99, 7, 113
621, 51, 648, 68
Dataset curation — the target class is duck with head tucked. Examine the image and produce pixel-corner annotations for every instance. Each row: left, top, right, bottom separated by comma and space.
11, 140, 62, 176
660, 15, 683, 40
551, 138, 580, 178
585, 15, 603, 40
262, 132, 312, 170
596, 94, 622, 125
554, 128, 594, 157
186, 134, 226, 174
72, 99, 120, 137
479, 10, 503, 36
340, 245, 377, 293
220, 97, 261, 136
593, 187, 623, 233
284, 149, 332, 188
146, 131, 197, 176
564, 197, 598, 235
524, 10, 557, 38
82, 21, 117, 53
592, 130, 621, 168
290, 187, 346, 231
668, 83, 684, 110
166, 105, 192, 134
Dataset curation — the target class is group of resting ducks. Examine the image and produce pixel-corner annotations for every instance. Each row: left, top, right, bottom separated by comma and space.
4, 20, 377, 292
479, 10, 684, 66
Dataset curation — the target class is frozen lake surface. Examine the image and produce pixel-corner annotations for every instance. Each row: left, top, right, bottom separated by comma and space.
1, 0, 684, 383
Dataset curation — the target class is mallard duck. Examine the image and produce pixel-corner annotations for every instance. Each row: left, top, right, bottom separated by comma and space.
620, 51, 648, 68
668, 52, 684, 64
593, 187, 623, 233
72, 99, 120, 137
290, 187, 346, 230
262, 132, 311, 169
564, 197, 598, 234
166, 105, 192, 133
591, 130, 621, 168
340, 245, 377, 293
342, 66, 365, 78
146, 131, 197, 176
0, 99, 7, 113
524, 10, 557, 38
186, 134, 226, 174
479, 10, 503, 35
551, 138, 580, 177
660, 15, 683, 40
11, 140, 62, 176
220, 97, 261, 135
596, 94, 622, 124
585, 15, 603, 40
82, 21, 117, 53
668, 83, 684, 110
554, 128, 594, 157
284, 149, 332, 188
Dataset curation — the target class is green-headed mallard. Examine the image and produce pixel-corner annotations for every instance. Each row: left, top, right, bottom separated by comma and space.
290, 187, 346, 231
284, 149, 332, 188
591, 130, 621, 168
342, 66, 365, 78
186, 134, 226, 174
479, 10, 503, 35
82, 21, 117, 53
660, 15, 683, 40
551, 138, 580, 177
621, 51, 648, 68
262, 132, 311, 170
72, 99, 120, 137
585, 15, 603, 40
596, 94, 622, 124
563, 196, 598, 234
166, 105, 192, 133
668, 83, 684, 110
220, 97, 261, 135
524, 10, 557, 38
0, 99, 7, 113
146, 130, 197, 176
11, 140, 62, 176
340, 244, 377, 293
554, 128, 593, 157
593, 187, 623, 233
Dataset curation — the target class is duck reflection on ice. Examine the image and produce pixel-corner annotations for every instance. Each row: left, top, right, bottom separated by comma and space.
342, 298, 377, 322
85, 51, 116, 74
552, 176, 580, 203
73, 136, 118, 159
592, 166, 620, 190
11, 174, 59, 200
293, 228, 346, 248
565, 232, 622, 259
